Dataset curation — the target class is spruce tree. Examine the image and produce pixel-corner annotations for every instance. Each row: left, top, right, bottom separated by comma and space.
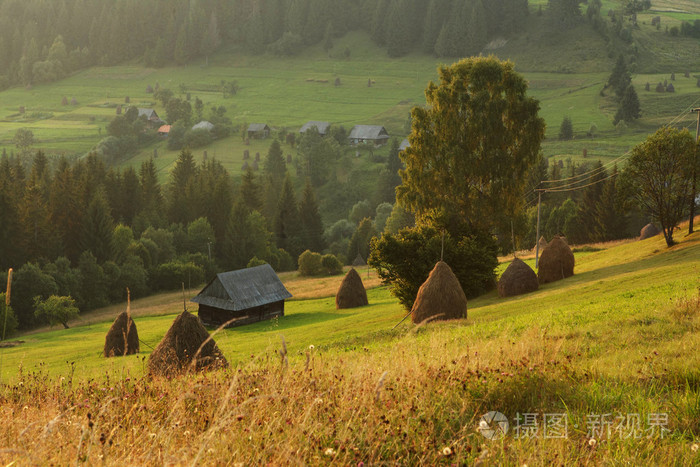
81, 190, 115, 264
299, 180, 326, 252
594, 167, 627, 241
167, 149, 199, 225
240, 167, 262, 213
614, 85, 641, 124
274, 174, 301, 258
559, 116, 574, 140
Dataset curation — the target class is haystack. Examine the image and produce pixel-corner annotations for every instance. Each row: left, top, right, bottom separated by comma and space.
148, 311, 228, 377
534, 236, 547, 252
537, 236, 575, 284
410, 261, 467, 324
352, 253, 366, 267
639, 223, 660, 240
335, 268, 368, 309
104, 310, 139, 357
498, 258, 539, 297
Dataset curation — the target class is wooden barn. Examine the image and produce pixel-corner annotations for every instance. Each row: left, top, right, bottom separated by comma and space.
191, 264, 292, 328
247, 123, 271, 139
348, 125, 390, 146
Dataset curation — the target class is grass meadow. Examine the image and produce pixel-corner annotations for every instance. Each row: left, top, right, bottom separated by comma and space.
1, 17, 700, 181
0, 229, 699, 464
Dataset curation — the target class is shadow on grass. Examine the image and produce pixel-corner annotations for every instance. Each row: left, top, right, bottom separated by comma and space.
222, 310, 354, 334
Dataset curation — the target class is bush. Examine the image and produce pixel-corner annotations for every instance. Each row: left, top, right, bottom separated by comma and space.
247, 256, 267, 268
150, 261, 204, 291
0, 295, 18, 337
368, 226, 498, 310
321, 254, 343, 275
559, 116, 573, 140
298, 250, 323, 276
33, 295, 79, 329
183, 128, 213, 148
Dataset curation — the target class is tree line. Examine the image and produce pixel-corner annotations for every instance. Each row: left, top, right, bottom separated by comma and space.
0, 0, 534, 90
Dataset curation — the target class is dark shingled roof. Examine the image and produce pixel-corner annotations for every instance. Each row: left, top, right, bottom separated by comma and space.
299, 121, 331, 135
247, 123, 270, 132
191, 264, 292, 312
348, 125, 389, 141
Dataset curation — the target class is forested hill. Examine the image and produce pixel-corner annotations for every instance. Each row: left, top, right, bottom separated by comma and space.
0, 0, 529, 89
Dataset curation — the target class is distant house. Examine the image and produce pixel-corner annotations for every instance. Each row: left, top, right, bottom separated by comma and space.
192, 120, 215, 131
247, 123, 271, 139
157, 125, 171, 136
192, 264, 293, 328
348, 125, 390, 146
399, 138, 410, 151
137, 108, 163, 126
299, 121, 331, 136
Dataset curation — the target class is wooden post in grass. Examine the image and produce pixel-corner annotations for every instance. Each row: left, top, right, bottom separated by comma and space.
3, 269, 12, 340
535, 190, 544, 269
689, 108, 700, 235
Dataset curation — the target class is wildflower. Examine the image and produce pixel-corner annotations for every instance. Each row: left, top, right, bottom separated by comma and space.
22, 406, 28, 411
309, 344, 315, 350
479, 420, 489, 430
692, 443, 699, 452
324, 447, 336, 457
588, 438, 597, 447
441, 446, 453, 456
314, 398, 323, 404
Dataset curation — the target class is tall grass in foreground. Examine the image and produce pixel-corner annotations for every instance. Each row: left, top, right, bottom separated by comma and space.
1, 316, 698, 465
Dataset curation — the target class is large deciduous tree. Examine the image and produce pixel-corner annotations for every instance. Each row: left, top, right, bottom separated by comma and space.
625, 127, 696, 246
397, 56, 545, 238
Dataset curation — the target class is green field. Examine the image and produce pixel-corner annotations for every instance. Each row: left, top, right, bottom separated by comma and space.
1, 17, 700, 182
1, 223, 699, 464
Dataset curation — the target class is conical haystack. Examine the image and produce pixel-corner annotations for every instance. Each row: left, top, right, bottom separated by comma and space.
104, 310, 139, 357
410, 261, 467, 324
498, 258, 539, 297
534, 235, 548, 252
352, 253, 366, 267
335, 268, 368, 309
537, 236, 575, 284
148, 311, 228, 377
639, 223, 660, 240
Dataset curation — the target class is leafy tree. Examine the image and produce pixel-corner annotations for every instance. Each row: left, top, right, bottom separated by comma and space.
548, 0, 583, 29
11, 263, 58, 329
186, 217, 215, 256
376, 138, 403, 204
384, 203, 415, 234
34, 295, 79, 329
559, 116, 574, 140
625, 127, 696, 246
13, 128, 34, 157
368, 226, 498, 310
298, 250, 323, 276
374, 202, 394, 233
347, 217, 377, 262
349, 200, 374, 225
225, 202, 273, 269
397, 56, 545, 238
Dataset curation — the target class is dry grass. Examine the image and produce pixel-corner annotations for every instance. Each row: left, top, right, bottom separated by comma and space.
280, 266, 381, 300
0, 326, 697, 465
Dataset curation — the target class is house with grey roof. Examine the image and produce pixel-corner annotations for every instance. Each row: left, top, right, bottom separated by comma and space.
137, 108, 162, 123
247, 123, 271, 139
348, 125, 390, 146
299, 121, 331, 136
399, 138, 410, 151
191, 264, 292, 328
192, 120, 215, 131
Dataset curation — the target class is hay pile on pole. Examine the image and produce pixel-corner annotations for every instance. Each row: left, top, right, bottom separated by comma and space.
148, 311, 228, 377
104, 290, 139, 357
534, 235, 547, 252
537, 236, 575, 284
335, 268, 368, 309
639, 223, 660, 240
410, 261, 467, 324
498, 258, 539, 297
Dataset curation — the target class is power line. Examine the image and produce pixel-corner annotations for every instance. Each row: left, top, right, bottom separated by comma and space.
542, 171, 619, 193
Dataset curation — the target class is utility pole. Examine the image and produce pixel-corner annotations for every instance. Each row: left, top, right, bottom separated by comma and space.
689, 108, 700, 235
535, 189, 544, 269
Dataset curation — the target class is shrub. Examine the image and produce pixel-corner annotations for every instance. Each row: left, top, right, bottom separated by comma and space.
247, 256, 267, 268
0, 294, 18, 337
321, 254, 343, 275
368, 226, 498, 310
150, 261, 204, 291
33, 295, 79, 329
559, 116, 573, 140
298, 250, 323, 276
